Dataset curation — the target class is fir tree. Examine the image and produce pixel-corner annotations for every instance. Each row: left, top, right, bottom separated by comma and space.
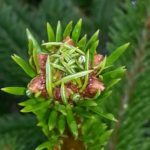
107, 0, 150, 149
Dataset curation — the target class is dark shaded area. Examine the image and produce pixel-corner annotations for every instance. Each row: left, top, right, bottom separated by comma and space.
23, 0, 42, 6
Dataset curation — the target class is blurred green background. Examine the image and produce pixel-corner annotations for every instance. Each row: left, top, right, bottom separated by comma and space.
0, 0, 150, 149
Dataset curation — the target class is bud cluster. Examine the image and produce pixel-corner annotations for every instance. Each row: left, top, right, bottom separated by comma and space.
28, 36, 105, 103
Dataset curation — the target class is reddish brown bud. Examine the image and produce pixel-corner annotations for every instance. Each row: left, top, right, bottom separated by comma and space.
66, 82, 79, 93
83, 75, 105, 97
53, 83, 78, 101
53, 87, 61, 101
94, 54, 103, 66
65, 83, 79, 100
38, 54, 48, 73
28, 75, 47, 97
63, 36, 75, 46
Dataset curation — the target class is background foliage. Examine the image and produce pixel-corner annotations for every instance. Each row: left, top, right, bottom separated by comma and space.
0, 0, 150, 149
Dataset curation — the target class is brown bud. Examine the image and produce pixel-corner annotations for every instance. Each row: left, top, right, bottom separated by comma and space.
38, 53, 48, 73
28, 75, 47, 97
83, 75, 105, 97
66, 82, 79, 93
53, 87, 70, 101
94, 54, 103, 66
63, 36, 75, 46
53, 83, 78, 101
53, 87, 61, 101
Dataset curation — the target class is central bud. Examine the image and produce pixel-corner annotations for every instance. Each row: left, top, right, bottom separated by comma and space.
28, 36, 105, 102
